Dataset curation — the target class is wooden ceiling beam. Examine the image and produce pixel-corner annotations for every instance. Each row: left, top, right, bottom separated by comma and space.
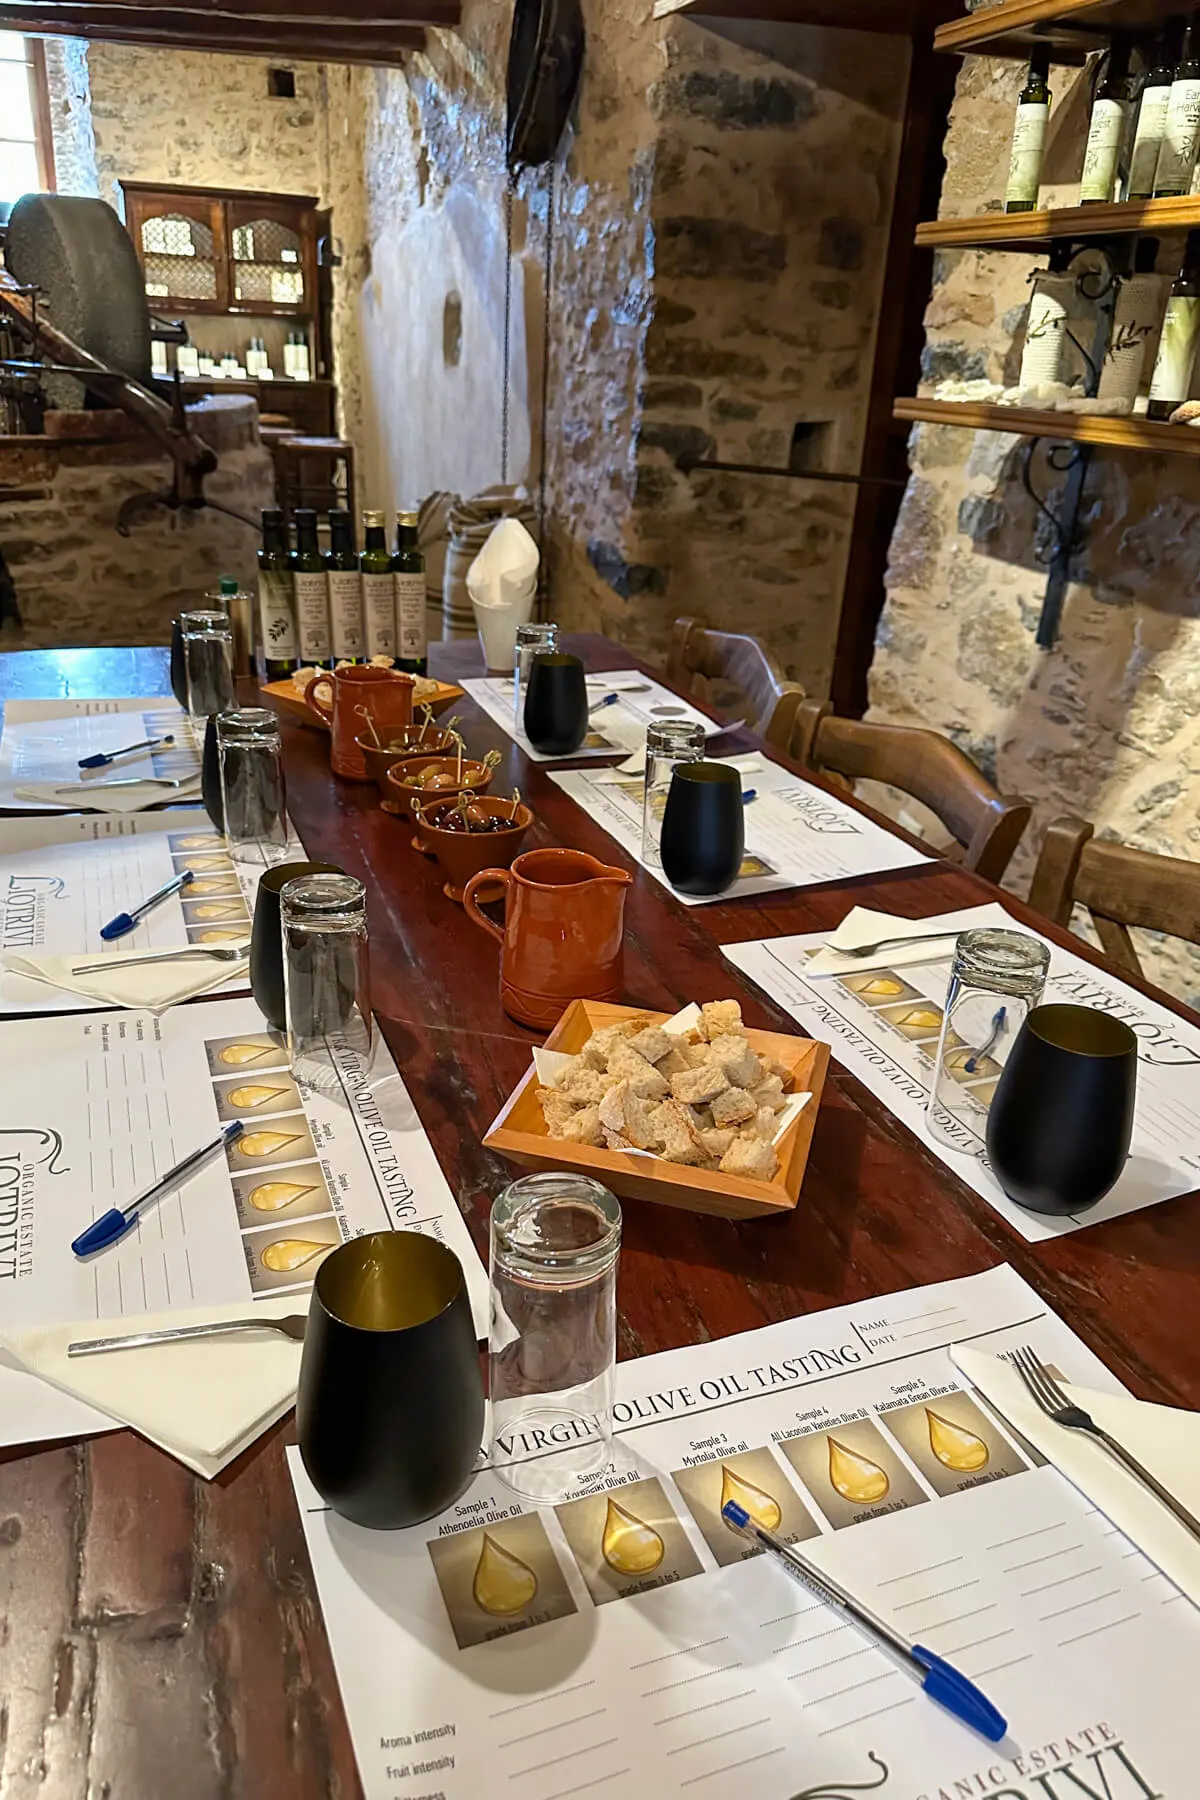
0, 6, 426, 59
3, 0, 431, 21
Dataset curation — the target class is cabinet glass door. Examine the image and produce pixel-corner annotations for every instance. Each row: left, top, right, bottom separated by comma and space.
139, 210, 219, 304
230, 214, 306, 308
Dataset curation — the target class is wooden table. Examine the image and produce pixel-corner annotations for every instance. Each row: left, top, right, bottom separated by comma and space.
1, 635, 1197, 1800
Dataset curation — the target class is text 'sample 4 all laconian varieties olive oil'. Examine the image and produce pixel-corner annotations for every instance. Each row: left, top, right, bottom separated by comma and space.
360, 510, 397, 663
258, 508, 298, 682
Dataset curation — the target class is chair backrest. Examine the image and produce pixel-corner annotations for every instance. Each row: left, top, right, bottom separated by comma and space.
787, 699, 1032, 885
666, 616, 805, 749
1028, 817, 1200, 978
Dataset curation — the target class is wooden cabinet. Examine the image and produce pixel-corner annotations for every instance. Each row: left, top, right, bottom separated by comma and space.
120, 183, 318, 323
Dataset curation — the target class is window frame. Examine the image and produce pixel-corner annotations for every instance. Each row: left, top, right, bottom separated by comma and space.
0, 34, 56, 201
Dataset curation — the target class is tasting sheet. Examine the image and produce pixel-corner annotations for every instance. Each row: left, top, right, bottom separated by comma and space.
0, 810, 258, 1012
460, 671, 723, 763
290, 1263, 1199, 1800
548, 757, 929, 902
724, 901, 1200, 1241
0, 997, 488, 1446
0, 696, 199, 809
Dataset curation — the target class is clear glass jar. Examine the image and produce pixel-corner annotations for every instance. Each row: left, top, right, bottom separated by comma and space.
489, 1173, 622, 1503
642, 719, 705, 867
217, 707, 287, 851
927, 928, 1051, 1155
513, 621, 559, 725
181, 609, 235, 719
281, 872, 372, 1069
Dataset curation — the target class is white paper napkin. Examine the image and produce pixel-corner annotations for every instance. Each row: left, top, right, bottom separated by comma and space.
805, 904, 996, 977
4, 943, 247, 1013
14, 779, 202, 814
952, 1344, 1200, 1605
467, 516, 540, 609
1, 1295, 306, 1479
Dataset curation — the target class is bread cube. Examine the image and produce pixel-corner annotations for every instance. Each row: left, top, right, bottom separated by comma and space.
669, 1063, 730, 1107
627, 1024, 675, 1066
608, 1040, 670, 1099
656, 1099, 707, 1166
754, 1105, 778, 1142
750, 1073, 787, 1112
561, 1065, 611, 1104
719, 1134, 779, 1181
560, 1106, 605, 1147
657, 1046, 690, 1078
598, 1079, 630, 1136
697, 1126, 736, 1160
711, 1085, 756, 1128
707, 1034, 761, 1088
702, 1000, 744, 1040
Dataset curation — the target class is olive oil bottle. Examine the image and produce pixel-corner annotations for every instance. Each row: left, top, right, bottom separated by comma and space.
393, 509, 427, 677
257, 508, 298, 681
360, 510, 396, 662
1005, 49, 1052, 212
1148, 229, 1200, 417
291, 508, 332, 668
326, 508, 365, 663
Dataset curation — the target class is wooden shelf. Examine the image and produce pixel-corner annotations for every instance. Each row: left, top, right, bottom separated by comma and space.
916, 195, 1200, 252
934, 0, 1178, 60
655, 0, 956, 34
894, 395, 1200, 454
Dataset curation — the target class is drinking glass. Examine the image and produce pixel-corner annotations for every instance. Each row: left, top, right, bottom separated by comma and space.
200, 713, 225, 832
642, 720, 705, 868
297, 1232, 485, 1529
489, 1173, 622, 1503
660, 761, 745, 896
926, 929, 1051, 1154
523, 653, 588, 757
250, 859, 342, 1031
514, 621, 559, 725
217, 707, 287, 851
183, 610, 235, 719
281, 872, 372, 1065
169, 616, 188, 708
986, 1004, 1138, 1215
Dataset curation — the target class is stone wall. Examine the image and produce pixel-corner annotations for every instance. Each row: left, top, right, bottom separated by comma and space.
0, 396, 274, 647
876, 55, 1200, 1003
345, 3, 907, 692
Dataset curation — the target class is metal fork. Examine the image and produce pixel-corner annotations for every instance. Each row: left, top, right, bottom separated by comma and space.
831, 930, 960, 960
70, 945, 247, 974
1008, 1346, 1200, 1542
67, 1316, 307, 1357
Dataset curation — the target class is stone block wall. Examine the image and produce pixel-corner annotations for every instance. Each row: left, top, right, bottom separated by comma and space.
875, 55, 1200, 1003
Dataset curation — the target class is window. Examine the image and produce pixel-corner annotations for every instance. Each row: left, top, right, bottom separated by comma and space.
0, 34, 54, 208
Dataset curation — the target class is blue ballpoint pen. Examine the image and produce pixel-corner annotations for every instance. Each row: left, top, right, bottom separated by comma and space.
721, 1500, 1007, 1742
100, 868, 196, 940
79, 733, 175, 770
742, 789, 757, 806
71, 1121, 245, 1257
589, 693, 621, 712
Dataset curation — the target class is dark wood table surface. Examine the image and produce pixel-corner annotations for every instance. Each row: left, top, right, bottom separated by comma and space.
1, 634, 1197, 1800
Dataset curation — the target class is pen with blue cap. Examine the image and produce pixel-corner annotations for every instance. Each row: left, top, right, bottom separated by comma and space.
79, 733, 175, 770
721, 1499, 1007, 1742
100, 869, 195, 940
71, 1121, 244, 1257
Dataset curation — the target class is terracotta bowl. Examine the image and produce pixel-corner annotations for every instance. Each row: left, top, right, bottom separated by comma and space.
356, 729, 457, 799
384, 755, 497, 848
413, 797, 534, 903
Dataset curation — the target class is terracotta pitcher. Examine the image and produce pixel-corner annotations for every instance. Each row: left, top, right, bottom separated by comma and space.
306, 666, 415, 781
463, 848, 633, 1030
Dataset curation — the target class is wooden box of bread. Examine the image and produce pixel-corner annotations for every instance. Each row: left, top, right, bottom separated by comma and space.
484, 998, 829, 1221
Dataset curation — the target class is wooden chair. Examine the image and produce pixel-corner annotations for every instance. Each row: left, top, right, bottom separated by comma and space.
785, 699, 1032, 884
665, 616, 805, 751
1028, 818, 1200, 978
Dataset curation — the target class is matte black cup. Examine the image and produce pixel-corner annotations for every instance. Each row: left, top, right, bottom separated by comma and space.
169, 617, 188, 708
250, 859, 342, 1030
297, 1232, 485, 1530
986, 1003, 1138, 1215
523, 652, 588, 756
201, 714, 224, 831
660, 761, 745, 897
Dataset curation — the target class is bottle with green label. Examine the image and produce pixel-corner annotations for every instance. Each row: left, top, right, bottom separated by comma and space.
393, 509, 428, 677
1148, 229, 1200, 417
360, 511, 396, 662
1005, 49, 1052, 213
1081, 38, 1133, 202
291, 509, 332, 668
257, 508, 298, 682
326, 508, 365, 663
1154, 13, 1200, 195
1129, 23, 1183, 199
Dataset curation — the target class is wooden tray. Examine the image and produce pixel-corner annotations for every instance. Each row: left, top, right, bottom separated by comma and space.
260, 676, 464, 730
484, 999, 829, 1221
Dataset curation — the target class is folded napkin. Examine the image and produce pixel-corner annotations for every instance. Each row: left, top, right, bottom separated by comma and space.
1, 1294, 307, 1479
469, 518, 540, 671
805, 903, 997, 977
15, 778, 202, 814
953, 1344, 1200, 1606
4, 942, 247, 1013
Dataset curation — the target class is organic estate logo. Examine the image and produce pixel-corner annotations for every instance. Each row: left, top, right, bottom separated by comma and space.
0, 1127, 68, 1281
2, 873, 67, 947
793, 1754, 889, 1799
